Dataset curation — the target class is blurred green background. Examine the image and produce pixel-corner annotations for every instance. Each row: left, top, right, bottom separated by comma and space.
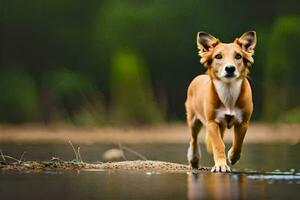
1, 0, 300, 125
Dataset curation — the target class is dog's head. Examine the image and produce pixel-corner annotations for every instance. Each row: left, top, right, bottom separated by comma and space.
196, 31, 256, 83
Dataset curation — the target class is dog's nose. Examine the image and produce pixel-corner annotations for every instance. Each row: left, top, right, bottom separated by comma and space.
225, 65, 236, 74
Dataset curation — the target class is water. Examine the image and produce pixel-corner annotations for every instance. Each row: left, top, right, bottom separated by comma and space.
0, 143, 300, 199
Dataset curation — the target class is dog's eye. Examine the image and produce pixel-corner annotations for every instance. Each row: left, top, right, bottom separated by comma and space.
215, 54, 222, 59
235, 53, 242, 60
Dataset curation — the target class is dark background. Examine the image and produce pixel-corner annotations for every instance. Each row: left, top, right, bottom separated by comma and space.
1, 0, 300, 125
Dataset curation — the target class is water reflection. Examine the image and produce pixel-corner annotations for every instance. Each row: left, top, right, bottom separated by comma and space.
1, 143, 300, 199
187, 172, 249, 200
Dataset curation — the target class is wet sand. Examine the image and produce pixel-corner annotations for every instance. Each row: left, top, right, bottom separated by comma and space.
0, 160, 193, 172
0, 123, 299, 144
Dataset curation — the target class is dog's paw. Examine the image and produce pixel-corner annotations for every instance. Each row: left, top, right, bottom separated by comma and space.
227, 148, 240, 165
189, 158, 199, 169
211, 164, 231, 173
187, 146, 201, 169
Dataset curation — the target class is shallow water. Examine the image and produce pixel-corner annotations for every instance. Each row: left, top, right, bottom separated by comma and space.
1, 143, 299, 171
0, 143, 300, 199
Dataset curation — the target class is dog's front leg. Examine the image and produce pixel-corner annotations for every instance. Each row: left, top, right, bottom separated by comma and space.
207, 120, 230, 172
228, 122, 249, 165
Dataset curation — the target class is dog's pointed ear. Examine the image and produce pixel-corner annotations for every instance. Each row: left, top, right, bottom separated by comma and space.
196, 32, 219, 52
237, 31, 256, 55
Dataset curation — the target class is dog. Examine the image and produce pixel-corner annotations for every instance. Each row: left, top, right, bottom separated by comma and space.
185, 31, 256, 172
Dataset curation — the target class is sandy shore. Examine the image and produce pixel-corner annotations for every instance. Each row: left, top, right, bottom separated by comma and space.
0, 160, 193, 172
0, 123, 299, 144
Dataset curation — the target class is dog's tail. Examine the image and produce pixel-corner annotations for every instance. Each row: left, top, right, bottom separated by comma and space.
205, 133, 213, 153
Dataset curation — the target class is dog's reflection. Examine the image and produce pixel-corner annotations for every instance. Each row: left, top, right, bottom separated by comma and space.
187, 172, 248, 200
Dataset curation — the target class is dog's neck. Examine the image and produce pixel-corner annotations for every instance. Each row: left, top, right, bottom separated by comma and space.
212, 79, 243, 109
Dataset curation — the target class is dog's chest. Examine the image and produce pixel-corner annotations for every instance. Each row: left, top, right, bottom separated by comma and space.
213, 79, 243, 125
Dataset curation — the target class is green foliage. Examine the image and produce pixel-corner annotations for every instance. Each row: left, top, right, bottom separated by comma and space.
262, 15, 300, 121
110, 49, 164, 125
94, 0, 261, 121
41, 67, 104, 124
72, 96, 107, 127
46, 68, 94, 96
2, 0, 300, 124
279, 107, 300, 123
0, 67, 38, 122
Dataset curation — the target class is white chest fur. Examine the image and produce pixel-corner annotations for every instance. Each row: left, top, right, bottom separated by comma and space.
213, 79, 243, 124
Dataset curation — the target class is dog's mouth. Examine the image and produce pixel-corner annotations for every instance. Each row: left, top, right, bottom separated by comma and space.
224, 73, 236, 78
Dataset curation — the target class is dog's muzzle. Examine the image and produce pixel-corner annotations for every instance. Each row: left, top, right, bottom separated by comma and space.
224, 65, 236, 78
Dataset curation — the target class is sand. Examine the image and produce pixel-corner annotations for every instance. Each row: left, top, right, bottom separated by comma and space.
0, 123, 299, 144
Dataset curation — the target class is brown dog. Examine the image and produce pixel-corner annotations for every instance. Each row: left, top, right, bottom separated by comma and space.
185, 31, 256, 172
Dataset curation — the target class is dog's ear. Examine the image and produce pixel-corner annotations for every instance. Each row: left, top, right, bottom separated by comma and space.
237, 31, 256, 55
196, 32, 219, 67
196, 32, 219, 52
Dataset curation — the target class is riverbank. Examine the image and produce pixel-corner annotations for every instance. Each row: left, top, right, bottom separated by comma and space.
0, 123, 299, 144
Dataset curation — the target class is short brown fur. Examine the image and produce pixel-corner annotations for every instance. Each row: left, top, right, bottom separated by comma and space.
185, 31, 256, 172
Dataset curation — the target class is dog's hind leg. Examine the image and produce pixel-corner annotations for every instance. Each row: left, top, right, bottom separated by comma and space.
187, 113, 202, 169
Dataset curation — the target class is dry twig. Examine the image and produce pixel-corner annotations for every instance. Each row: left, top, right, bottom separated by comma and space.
68, 140, 79, 161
